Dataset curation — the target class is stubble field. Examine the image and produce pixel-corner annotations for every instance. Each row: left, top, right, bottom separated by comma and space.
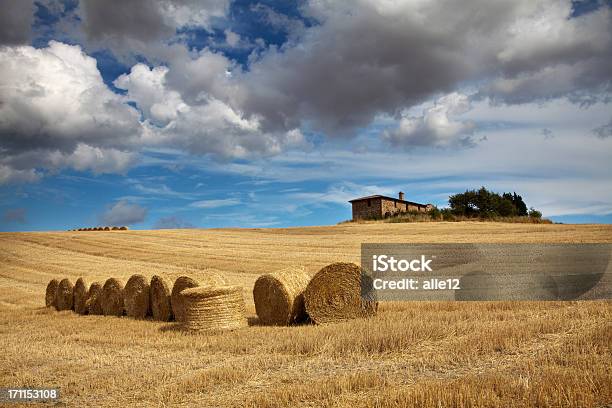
0, 222, 611, 407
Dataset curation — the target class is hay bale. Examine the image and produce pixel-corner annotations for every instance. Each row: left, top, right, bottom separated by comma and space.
253, 266, 311, 325
73, 277, 89, 315
56, 278, 74, 311
85, 282, 103, 315
304, 262, 377, 324
45, 279, 59, 308
150, 275, 172, 321
171, 276, 199, 322
101, 278, 125, 316
119, 226, 128, 230
182, 286, 247, 332
103, 226, 110, 231
124, 274, 150, 319
112, 226, 120, 230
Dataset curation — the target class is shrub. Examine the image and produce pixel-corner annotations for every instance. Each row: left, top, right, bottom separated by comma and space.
528, 207, 542, 219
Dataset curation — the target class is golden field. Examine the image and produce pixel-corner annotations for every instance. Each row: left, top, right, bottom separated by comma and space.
0, 222, 611, 407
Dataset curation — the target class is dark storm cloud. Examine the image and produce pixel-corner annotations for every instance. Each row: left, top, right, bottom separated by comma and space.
240, 0, 612, 135
0, 0, 34, 45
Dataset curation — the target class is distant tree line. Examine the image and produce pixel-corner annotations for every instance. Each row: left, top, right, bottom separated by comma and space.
445, 187, 541, 218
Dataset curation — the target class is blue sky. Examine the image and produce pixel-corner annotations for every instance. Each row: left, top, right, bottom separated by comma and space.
1, 0, 611, 231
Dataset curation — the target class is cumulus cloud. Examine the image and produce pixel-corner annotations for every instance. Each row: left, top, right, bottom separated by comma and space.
78, 0, 230, 56
0, 0, 34, 45
2, 208, 27, 224
99, 200, 147, 226
114, 64, 187, 126
114, 61, 307, 158
2, 0, 611, 184
383, 93, 475, 148
236, 0, 611, 136
0, 41, 143, 182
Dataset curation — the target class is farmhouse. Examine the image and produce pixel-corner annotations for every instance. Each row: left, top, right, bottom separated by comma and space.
349, 192, 432, 220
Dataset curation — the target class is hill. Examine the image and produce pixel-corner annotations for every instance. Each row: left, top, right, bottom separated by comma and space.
1, 223, 611, 407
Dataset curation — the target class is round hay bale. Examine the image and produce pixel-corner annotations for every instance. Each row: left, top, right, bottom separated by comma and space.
119, 226, 128, 230
101, 278, 125, 317
103, 226, 110, 231
150, 275, 172, 321
182, 286, 247, 332
112, 226, 120, 230
253, 266, 311, 325
85, 282, 103, 315
304, 262, 377, 324
73, 277, 89, 315
56, 278, 74, 311
45, 279, 59, 308
171, 276, 200, 322
124, 274, 150, 319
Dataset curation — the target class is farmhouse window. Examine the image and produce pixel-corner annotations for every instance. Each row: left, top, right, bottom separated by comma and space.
367, 199, 371, 207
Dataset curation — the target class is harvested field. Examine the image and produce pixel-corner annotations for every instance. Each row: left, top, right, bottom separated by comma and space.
0, 222, 611, 407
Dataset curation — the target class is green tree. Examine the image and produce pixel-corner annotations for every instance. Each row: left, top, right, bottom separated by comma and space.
449, 187, 538, 218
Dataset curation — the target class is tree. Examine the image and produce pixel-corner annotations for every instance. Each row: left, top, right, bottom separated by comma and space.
449, 187, 538, 218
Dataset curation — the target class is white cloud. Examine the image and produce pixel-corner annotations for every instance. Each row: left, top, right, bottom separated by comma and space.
383, 93, 475, 147
290, 182, 399, 206
0, 165, 40, 184
0, 41, 144, 183
99, 200, 147, 225
159, 0, 229, 30
224, 29, 241, 47
115, 59, 307, 159
55, 144, 136, 174
114, 64, 186, 126
190, 198, 241, 209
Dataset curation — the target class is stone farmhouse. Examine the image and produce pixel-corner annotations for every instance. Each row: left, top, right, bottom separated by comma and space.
349, 192, 433, 220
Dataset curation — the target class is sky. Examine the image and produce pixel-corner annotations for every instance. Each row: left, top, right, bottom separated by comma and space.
0, 0, 611, 231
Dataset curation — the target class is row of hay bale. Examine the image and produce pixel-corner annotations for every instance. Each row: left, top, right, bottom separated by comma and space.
45, 261, 376, 332
69, 226, 129, 231
253, 262, 377, 325
45, 275, 246, 330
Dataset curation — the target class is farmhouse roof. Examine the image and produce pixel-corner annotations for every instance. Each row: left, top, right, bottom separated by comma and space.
349, 194, 429, 207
